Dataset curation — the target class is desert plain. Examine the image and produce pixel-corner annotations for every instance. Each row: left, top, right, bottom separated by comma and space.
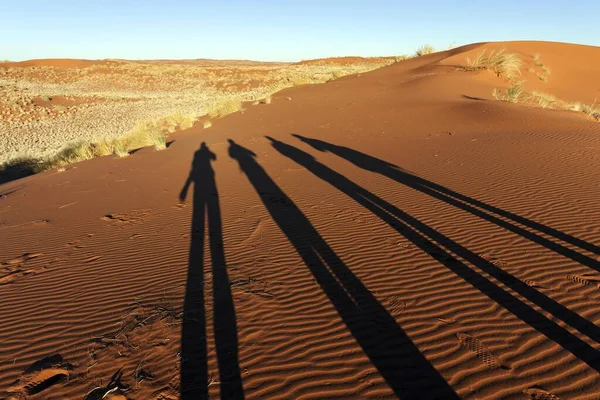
1, 41, 600, 399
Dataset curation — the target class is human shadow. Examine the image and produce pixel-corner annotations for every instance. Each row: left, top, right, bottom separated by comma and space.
228, 139, 459, 399
179, 142, 244, 399
268, 136, 600, 371
293, 134, 600, 267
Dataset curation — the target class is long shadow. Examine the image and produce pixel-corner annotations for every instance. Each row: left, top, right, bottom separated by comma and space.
179, 142, 244, 399
293, 134, 600, 265
267, 136, 600, 371
228, 139, 459, 399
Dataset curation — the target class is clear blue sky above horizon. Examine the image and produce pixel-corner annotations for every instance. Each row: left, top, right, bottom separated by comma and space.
1, 0, 598, 62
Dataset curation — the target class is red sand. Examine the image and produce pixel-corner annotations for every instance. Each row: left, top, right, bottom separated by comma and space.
1, 41, 600, 399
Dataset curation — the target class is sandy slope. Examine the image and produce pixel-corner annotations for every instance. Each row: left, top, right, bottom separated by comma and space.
1, 41, 600, 399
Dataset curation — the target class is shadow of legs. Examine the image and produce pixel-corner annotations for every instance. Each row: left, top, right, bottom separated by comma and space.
293, 134, 600, 263
229, 139, 458, 399
180, 143, 244, 399
270, 136, 600, 371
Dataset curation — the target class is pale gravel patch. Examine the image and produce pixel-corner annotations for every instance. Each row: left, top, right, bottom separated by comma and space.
0, 60, 395, 163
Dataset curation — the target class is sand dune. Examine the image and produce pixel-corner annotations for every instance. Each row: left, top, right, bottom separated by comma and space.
1, 41, 600, 399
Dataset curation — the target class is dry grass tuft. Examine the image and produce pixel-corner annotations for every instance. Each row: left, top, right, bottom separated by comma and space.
414, 44, 436, 57
493, 82, 600, 121
206, 98, 242, 118
151, 135, 167, 151
112, 140, 130, 158
465, 47, 522, 80
581, 101, 600, 119
493, 81, 524, 102
526, 92, 557, 108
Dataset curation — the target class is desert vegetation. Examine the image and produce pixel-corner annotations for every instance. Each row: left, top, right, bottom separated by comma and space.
0, 113, 196, 177
480, 49, 600, 121
493, 81, 600, 120
0, 57, 395, 174
531, 53, 551, 82
414, 44, 436, 57
465, 47, 522, 80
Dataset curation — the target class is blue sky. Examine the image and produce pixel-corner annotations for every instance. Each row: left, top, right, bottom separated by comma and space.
1, 0, 598, 61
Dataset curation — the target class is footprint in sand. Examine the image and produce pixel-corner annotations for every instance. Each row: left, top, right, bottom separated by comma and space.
68, 239, 86, 249
434, 317, 457, 325
456, 332, 510, 370
4, 253, 42, 265
566, 273, 600, 288
385, 295, 406, 315
0, 253, 46, 285
82, 255, 102, 263
6, 354, 73, 398
101, 209, 153, 227
523, 386, 561, 400
478, 253, 509, 268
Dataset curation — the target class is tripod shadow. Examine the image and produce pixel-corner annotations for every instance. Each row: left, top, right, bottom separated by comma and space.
228, 139, 459, 399
267, 136, 600, 371
179, 142, 244, 399
293, 134, 600, 269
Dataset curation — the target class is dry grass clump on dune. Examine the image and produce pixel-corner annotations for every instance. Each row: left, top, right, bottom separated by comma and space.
414, 44, 436, 57
492, 81, 525, 103
205, 98, 242, 118
465, 47, 522, 80
574, 101, 600, 119
493, 83, 600, 120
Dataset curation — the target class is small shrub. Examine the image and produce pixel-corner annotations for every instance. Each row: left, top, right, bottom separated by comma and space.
526, 92, 556, 108
466, 51, 487, 70
464, 47, 521, 80
152, 135, 167, 151
113, 140, 129, 158
414, 44, 436, 57
91, 139, 116, 157
54, 141, 95, 166
487, 48, 522, 79
565, 103, 582, 112
581, 101, 600, 119
206, 98, 241, 118
493, 81, 524, 102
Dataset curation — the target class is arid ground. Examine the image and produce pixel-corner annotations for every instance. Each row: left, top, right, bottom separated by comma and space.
1, 41, 600, 399
0, 56, 393, 165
